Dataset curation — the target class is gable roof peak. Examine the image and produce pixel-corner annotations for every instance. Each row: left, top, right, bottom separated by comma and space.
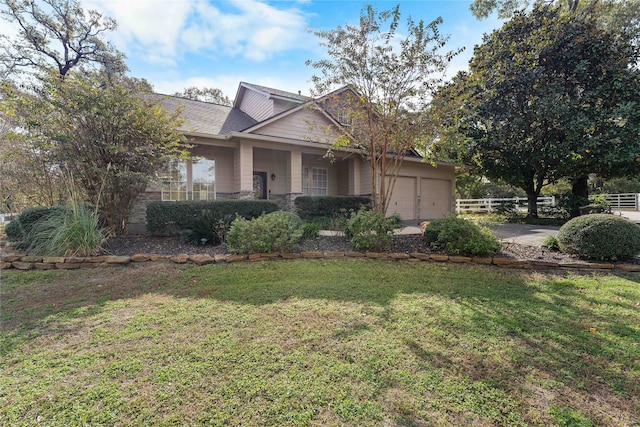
238, 82, 310, 102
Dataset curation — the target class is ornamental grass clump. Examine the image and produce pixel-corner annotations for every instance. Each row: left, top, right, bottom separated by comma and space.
226, 211, 304, 254
423, 215, 501, 256
557, 214, 640, 260
25, 203, 105, 256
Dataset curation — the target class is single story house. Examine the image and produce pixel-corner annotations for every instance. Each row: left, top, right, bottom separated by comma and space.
128, 82, 455, 233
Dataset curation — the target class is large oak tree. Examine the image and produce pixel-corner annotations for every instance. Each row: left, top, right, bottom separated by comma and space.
431, 6, 640, 217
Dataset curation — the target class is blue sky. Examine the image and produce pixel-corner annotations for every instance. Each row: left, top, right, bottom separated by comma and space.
83, 0, 503, 100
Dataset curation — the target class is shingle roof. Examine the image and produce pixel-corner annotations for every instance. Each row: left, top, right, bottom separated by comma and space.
149, 94, 257, 135
240, 82, 309, 102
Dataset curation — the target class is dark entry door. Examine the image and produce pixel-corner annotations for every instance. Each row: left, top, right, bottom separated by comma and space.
253, 172, 267, 199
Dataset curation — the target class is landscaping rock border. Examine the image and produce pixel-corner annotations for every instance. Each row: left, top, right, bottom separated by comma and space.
2, 250, 639, 272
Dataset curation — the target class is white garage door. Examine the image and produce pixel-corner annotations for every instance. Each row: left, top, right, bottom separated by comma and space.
386, 176, 416, 220
420, 179, 452, 219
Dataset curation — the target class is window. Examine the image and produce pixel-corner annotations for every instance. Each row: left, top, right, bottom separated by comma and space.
302, 167, 327, 196
336, 110, 352, 127
161, 158, 215, 201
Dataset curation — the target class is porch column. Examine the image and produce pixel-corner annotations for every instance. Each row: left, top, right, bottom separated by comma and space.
350, 157, 361, 195
289, 149, 302, 194
286, 149, 303, 211
235, 141, 253, 199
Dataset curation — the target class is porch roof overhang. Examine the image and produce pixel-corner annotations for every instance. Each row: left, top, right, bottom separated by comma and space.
178, 130, 457, 168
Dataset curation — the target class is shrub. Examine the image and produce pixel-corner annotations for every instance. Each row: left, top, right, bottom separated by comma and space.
423, 215, 502, 256
294, 196, 370, 220
542, 235, 560, 251
557, 214, 640, 260
344, 209, 401, 251
146, 200, 278, 235
226, 211, 304, 254
4, 206, 66, 242
302, 222, 320, 239
180, 210, 234, 245
556, 193, 590, 219
25, 204, 105, 256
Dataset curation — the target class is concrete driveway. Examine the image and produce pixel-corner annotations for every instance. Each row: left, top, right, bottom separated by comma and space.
489, 224, 559, 246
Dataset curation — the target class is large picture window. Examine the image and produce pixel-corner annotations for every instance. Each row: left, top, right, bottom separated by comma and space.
302, 166, 328, 196
161, 158, 215, 201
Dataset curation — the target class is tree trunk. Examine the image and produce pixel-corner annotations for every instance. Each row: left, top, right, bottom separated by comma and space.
571, 175, 589, 198
527, 191, 539, 218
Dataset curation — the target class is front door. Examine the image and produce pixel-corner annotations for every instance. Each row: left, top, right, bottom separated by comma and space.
253, 172, 267, 199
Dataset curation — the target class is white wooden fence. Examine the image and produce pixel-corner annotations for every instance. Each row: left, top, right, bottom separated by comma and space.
593, 193, 640, 210
456, 193, 640, 214
456, 197, 556, 214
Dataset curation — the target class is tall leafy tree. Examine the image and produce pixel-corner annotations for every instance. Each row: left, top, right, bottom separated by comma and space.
174, 86, 232, 106
431, 6, 640, 217
2, 72, 188, 234
307, 4, 459, 215
0, 0, 126, 78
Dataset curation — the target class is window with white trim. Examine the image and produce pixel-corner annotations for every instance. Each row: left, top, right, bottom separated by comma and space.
302, 166, 328, 196
161, 158, 215, 201
336, 109, 353, 127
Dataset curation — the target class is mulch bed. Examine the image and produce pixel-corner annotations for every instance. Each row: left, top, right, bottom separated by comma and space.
103, 234, 640, 265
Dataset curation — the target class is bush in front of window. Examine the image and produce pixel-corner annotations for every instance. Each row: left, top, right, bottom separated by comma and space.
294, 196, 371, 220
344, 208, 402, 251
226, 211, 304, 254
146, 200, 278, 235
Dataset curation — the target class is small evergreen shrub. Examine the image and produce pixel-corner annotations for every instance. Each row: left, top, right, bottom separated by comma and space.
180, 210, 234, 245
4, 206, 66, 242
557, 193, 590, 218
423, 215, 501, 256
302, 222, 320, 239
146, 200, 278, 235
226, 211, 304, 254
557, 214, 640, 260
294, 196, 371, 220
344, 209, 401, 251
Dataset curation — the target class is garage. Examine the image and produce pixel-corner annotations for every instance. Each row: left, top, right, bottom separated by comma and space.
385, 176, 416, 220
419, 178, 452, 219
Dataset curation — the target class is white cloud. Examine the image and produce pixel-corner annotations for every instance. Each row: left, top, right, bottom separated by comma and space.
87, 0, 311, 68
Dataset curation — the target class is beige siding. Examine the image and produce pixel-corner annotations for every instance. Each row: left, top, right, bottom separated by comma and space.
239, 89, 273, 121
253, 148, 290, 196
273, 99, 300, 115
253, 109, 338, 143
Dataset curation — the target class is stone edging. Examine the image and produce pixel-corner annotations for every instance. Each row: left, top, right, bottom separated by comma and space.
1, 252, 640, 272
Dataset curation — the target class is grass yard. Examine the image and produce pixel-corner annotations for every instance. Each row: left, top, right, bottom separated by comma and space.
1, 260, 639, 426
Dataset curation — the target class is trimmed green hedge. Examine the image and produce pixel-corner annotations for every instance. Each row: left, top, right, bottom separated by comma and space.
294, 196, 371, 219
146, 200, 279, 235
557, 214, 640, 260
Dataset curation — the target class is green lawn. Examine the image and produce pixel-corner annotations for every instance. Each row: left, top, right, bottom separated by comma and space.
1, 260, 638, 426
